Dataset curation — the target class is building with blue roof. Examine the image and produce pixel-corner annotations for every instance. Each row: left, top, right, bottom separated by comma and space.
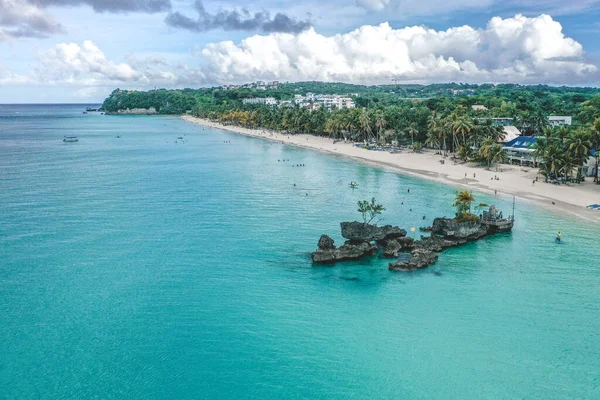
502, 136, 598, 178
502, 136, 537, 166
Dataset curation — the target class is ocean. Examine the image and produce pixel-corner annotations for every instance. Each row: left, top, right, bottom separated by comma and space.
1, 104, 599, 399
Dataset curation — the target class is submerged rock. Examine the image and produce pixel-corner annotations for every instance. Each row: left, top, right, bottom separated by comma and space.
414, 236, 463, 252
389, 250, 439, 271
311, 242, 378, 264
340, 222, 406, 243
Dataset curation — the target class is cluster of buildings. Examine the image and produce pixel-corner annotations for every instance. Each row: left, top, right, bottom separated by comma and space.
291, 93, 355, 110
241, 97, 278, 106
476, 116, 573, 144
242, 93, 356, 110
221, 81, 280, 91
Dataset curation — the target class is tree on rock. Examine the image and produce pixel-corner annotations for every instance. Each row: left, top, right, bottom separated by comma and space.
453, 190, 476, 221
357, 198, 385, 224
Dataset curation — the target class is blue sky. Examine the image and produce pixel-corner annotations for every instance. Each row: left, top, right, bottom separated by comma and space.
1, 0, 599, 103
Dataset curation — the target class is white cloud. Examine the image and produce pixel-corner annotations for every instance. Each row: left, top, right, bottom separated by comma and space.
37, 40, 147, 84
0, 14, 598, 98
0, 0, 63, 39
354, 0, 493, 15
198, 14, 598, 85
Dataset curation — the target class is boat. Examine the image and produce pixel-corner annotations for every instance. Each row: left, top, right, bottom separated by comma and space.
63, 136, 78, 143
348, 181, 358, 188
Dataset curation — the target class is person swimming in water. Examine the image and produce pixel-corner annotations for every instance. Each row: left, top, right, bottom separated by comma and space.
555, 231, 562, 243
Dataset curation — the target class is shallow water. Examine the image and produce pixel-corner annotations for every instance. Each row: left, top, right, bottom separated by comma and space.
1, 104, 599, 399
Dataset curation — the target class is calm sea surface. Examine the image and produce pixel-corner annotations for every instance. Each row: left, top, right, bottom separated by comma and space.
1, 104, 599, 399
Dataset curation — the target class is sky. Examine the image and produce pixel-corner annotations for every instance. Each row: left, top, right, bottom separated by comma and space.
1, 0, 600, 103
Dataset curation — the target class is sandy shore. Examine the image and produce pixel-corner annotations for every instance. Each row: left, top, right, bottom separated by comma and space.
182, 115, 600, 223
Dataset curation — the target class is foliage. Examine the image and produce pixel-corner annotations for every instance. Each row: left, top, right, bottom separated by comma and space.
357, 198, 386, 224
533, 125, 594, 181
453, 190, 476, 218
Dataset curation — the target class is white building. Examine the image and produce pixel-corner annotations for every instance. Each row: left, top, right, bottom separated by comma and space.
471, 105, 488, 111
242, 97, 277, 106
548, 116, 572, 127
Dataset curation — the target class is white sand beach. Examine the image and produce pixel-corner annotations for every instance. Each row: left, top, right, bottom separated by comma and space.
183, 115, 600, 222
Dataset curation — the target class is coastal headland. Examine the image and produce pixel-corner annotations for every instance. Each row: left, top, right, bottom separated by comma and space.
182, 115, 600, 223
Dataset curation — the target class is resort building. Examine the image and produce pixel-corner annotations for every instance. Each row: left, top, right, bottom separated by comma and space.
471, 105, 488, 111
491, 117, 514, 127
242, 97, 277, 106
500, 126, 522, 143
548, 116, 572, 127
502, 136, 536, 166
292, 94, 355, 110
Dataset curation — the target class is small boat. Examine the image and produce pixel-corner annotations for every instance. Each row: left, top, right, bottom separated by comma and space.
115, 135, 121, 138
82, 111, 88, 114
63, 136, 78, 142
348, 181, 358, 188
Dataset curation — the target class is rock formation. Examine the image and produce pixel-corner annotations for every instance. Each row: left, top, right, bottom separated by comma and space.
389, 250, 439, 271
311, 235, 377, 264
340, 222, 406, 243
382, 237, 415, 258
313, 212, 513, 271
312, 223, 406, 264
431, 218, 487, 241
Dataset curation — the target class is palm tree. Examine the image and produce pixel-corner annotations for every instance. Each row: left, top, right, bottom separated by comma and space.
325, 116, 341, 138
408, 122, 418, 148
532, 137, 548, 168
453, 189, 476, 218
425, 129, 440, 151
452, 115, 473, 149
440, 117, 450, 156
561, 154, 580, 181
478, 138, 494, 168
375, 112, 387, 144
489, 143, 507, 169
565, 130, 592, 181
545, 144, 565, 178
358, 109, 373, 142
591, 117, 600, 183
427, 112, 443, 153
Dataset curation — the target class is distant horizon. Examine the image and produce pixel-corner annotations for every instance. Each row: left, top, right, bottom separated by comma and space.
0, 103, 103, 106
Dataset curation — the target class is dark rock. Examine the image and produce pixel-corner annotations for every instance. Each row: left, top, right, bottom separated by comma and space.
389, 250, 439, 271
431, 218, 487, 241
312, 242, 378, 264
317, 235, 335, 250
382, 237, 415, 258
414, 236, 461, 252
340, 222, 406, 243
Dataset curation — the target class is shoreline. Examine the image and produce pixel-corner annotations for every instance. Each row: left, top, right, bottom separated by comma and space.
182, 115, 600, 223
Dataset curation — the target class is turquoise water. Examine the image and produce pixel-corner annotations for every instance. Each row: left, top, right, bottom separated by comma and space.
1, 105, 599, 399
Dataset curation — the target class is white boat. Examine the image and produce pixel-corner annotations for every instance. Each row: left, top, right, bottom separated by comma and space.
63, 136, 79, 142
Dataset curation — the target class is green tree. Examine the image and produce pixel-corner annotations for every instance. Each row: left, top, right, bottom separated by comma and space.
453, 190, 476, 219
357, 198, 386, 224
565, 129, 592, 180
